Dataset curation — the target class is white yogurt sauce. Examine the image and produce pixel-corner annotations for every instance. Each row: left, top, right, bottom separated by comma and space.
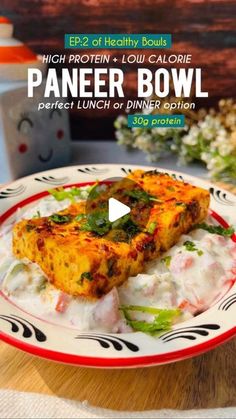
1, 192, 236, 333
119, 230, 236, 318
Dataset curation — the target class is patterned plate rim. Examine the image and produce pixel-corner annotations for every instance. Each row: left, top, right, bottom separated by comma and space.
0, 164, 236, 368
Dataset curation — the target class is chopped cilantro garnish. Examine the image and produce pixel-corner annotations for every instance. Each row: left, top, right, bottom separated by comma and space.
80, 210, 140, 239
26, 223, 35, 232
161, 255, 172, 267
120, 305, 181, 335
74, 214, 86, 222
147, 222, 157, 234
80, 272, 93, 281
126, 189, 162, 204
49, 214, 72, 224
112, 215, 140, 240
80, 211, 111, 235
111, 214, 130, 230
33, 210, 41, 219
88, 182, 105, 199
175, 202, 186, 207
69, 187, 83, 197
37, 276, 47, 292
109, 230, 128, 243
48, 186, 82, 202
183, 240, 203, 256
195, 222, 235, 237
122, 218, 140, 240
184, 240, 197, 251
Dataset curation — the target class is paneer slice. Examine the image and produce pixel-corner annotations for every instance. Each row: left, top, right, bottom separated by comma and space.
12, 170, 210, 298
128, 170, 210, 250
12, 203, 146, 298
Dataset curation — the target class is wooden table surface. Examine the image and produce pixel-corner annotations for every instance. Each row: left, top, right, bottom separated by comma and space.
0, 338, 236, 411
1, 178, 236, 412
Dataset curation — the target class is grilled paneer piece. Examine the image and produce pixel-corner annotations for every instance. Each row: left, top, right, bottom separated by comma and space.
128, 170, 210, 250
12, 170, 210, 298
13, 203, 146, 298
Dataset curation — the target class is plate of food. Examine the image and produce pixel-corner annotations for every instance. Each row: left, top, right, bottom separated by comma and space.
0, 164, 236, 368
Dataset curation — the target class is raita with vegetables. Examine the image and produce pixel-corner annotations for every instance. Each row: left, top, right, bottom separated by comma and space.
0, 170, 235, 335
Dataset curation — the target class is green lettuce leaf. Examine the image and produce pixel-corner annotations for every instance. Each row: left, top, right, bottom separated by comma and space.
120, 305, 181, 335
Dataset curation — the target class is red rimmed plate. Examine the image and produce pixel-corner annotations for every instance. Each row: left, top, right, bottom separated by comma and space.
0, 164, 236, 368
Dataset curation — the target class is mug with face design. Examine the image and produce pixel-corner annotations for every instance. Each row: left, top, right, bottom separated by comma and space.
0, 84, 71, 181
0, 16, 71, 181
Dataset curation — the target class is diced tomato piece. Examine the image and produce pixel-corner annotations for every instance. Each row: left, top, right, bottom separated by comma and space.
93, 287, 120, 328
225, 278, 236, 287
215, 235, 227, 245
55, 292, 71, 313
231, 267, 236, 275
170, 253, 194, 274
178, 299, 199, 314
230, 245, 236, 259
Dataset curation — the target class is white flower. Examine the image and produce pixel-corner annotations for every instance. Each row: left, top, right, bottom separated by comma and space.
114, 115, 127, 129
181, 146, 189, 156
190, 125, 200, 137
201, 128, 214, 141
134, 135, 154, 153
208, 126, 234, 156
217, 128, 228, 139
170, 144, 178, 151
182, 134, 198, 146
206, 156, 227, 176
152, 127, 169, 136
214, 142, 233, 156
182, 125, 200, 146
201, 152, 211, 163
115, 105, 236, 181
198, 115, 222, 141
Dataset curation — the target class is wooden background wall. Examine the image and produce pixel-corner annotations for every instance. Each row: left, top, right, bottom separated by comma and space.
2, 0, 236, 139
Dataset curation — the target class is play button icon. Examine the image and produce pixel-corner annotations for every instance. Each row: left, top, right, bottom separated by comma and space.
85, 176, 153, 241
108, 197, 130, 222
